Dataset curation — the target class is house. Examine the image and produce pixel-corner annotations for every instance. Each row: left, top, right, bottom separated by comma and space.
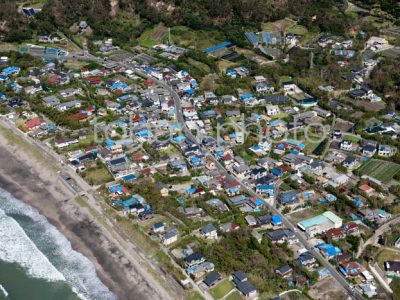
265, 228, 298, 244
296, 252, 317, 268
342, 157, 358, 169
59, 87, 82, 98
316, 243, 342, 259
266, 105, 280, 116
340, 140, 353, 151
152, 222, 165, 234
163, 227, 179, 245
359, 184, 375, 197
339, 261, 363, 277
203, 271, 221, 287
56, 100, 82, 111
237, 281, 258, 299
25, 117, 44, 131
378, 144, 394, 157
384, 261, 400, 278
232, 271, 258, 299
184, 252, 206, 267
278, 190, 298, 206
276, 264, 293, 279
362, 144, 376, 157
200, 224, 218, 240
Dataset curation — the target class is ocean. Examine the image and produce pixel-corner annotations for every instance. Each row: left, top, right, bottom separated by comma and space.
0, 187, 117, 300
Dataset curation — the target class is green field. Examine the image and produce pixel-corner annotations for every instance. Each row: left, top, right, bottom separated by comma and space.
225, 291, 242, 300
170, 26, 222, 50
357, 159, 400, 184
375, 249, 400, 269
84, 165, 113, 185
188, 291, 205, 300
209, 279, 235, 299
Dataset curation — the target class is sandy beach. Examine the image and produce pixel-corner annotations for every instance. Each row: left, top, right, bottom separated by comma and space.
0, 124, 183, 300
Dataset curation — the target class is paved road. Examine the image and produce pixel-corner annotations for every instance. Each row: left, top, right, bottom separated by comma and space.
356, 216, 400, 258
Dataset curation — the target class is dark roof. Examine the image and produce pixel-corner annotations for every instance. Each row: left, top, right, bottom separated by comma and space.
184, 252, 204, 263
232, 270, 247, 282
276, 264, 292, 275
237, 281, 257, 295
265, 94, 288, 103
203, 271, 221, 286
109, 157, 126, 165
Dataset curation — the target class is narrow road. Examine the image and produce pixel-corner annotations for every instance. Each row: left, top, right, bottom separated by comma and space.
357, 216, 400, 258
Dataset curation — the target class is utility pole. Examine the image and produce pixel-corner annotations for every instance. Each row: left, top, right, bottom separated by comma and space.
168, 27, 171, 46
310, 51, 314, 69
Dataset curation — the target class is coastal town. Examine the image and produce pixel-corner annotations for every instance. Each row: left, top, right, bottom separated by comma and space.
1, 1, 400, 300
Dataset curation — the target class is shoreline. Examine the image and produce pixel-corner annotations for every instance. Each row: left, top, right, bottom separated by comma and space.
0, 124, 181, 300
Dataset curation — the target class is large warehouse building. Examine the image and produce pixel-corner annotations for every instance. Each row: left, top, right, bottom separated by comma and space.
297, 211, 342, 237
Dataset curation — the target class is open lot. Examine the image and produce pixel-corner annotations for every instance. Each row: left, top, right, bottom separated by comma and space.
357, 159, 400, 184
308, 277, 347, 300
209, 278, 235, 299
83, 165, 113, 185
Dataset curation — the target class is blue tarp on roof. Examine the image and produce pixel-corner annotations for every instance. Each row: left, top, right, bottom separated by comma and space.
105, 139, 116, 147
272, 215, 283, 226
184, 89, 196, 95
173, 135, 186, 142
123, 174, 136, 181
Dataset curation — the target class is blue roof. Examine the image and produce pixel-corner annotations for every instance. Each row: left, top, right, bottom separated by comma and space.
272, 215, 283, 225
105, 139, 116, 147
123, 174, 136, 181
109, 185, 123, 193
187, 187, 196, 194
204, 41, 234, 54
173, 135, 186, 142
184, 89, 196, 95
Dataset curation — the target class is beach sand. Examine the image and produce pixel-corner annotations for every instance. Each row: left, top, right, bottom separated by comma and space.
0, 125, 182, 300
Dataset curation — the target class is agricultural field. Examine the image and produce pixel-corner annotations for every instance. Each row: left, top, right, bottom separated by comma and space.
262, 18, 317, 44
209, 278, 235, 299
357, 159, 400, 184
170, 26, 222, 50
138, 24, 167, 48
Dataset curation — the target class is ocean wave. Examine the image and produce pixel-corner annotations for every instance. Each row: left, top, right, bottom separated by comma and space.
0, 207, 65, 282
0, 284, 9, 297
0, 188, 117, 300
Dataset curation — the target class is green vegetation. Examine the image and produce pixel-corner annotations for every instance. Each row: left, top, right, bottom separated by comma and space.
357, 159, 400, 184
189, 291, 205, 300
200, 230, 286, 294
225, 291, 242, 300
83, 165, 113, 185
375, 249, 400, 269
391, 278, 400, 300
209, 279, 235, 299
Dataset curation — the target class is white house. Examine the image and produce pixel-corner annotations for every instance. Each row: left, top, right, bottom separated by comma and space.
266, 105, 280, 116
340, 140, 353, 151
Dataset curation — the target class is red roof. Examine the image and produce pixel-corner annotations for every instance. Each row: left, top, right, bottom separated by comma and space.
47, 75, 60, 85
223, 153, 233, 161
71, 112, 89, 120
359, 184, 374, 192
25, 117, 43, 129
131, 153, 145, 162
84, 76, 102, 85
324, 228, 343, 238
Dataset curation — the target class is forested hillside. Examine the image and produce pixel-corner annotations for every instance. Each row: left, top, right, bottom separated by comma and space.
0, 0, 350, 44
